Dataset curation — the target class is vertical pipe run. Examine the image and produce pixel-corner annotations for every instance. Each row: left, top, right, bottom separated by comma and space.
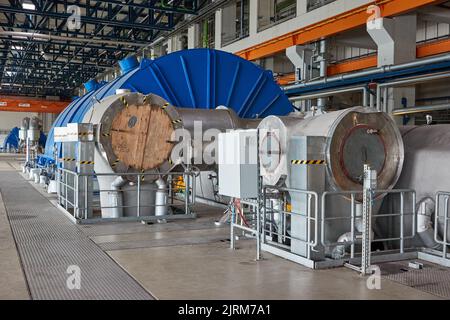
400, 192, 405, 254
137, 176, 141, 218
84, 176, 88, 219
317, 40, 327, 111
307, 194, 311, 260
350, 194, 355, 259
444, 196, 449, 259
230, 200, 236, 249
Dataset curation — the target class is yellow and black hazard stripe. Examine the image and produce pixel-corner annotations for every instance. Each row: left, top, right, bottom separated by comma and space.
102, 132, 111, 137
161, 102, 169, 110
119, 96, 129, 108
142, 95, 148, 104
140, 169, 145, 182
172, 119, 182, 124
78, 132, 92, 136
291, 160, 326, 165
111, 159, 120, 167
59, 158, 76, 162
79, 160, 95, 165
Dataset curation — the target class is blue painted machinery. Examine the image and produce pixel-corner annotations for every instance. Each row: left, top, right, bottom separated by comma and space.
2, 127, 46, 152
40, 49, 293, 165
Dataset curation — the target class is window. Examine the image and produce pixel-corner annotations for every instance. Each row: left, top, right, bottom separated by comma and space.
307, 0, 337, 12
199, 15, 216, 48
258, 0, 296, 31
221, 0, 249, 46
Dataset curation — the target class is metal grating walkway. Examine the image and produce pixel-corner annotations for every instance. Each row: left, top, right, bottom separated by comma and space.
381, 261, 450, 299
0, 172, 154, 300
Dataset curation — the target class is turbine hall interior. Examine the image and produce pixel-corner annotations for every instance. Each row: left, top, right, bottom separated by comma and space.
1, 0, 450, 302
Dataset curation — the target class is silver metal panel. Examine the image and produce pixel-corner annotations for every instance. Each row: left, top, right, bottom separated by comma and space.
288, 136, 325, 259
0, 172, 153, 300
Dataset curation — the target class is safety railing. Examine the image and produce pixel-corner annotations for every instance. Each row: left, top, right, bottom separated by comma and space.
262, 185, 319, 260
435, 191, 450, 259
321, 189, 416, 259
57, 167, 196, 222
229, 198, 260, 250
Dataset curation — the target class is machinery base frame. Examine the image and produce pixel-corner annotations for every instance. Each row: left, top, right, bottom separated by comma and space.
56, 203, 197, 225
261, 243, 419, 269
418, 250, 450, 267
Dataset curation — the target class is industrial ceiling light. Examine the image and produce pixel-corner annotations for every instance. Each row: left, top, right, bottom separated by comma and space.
22, 1, 36, 10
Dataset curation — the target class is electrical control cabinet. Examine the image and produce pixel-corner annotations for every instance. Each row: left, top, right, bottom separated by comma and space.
218, 130, 258, 198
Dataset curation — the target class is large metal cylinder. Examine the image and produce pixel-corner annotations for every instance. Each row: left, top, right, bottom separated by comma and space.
91, 92, 258, 180
258, 107, 404, 192
389, 124, 450, 245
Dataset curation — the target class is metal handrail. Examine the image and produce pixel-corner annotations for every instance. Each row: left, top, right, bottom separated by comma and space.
321, 189, 416, 255
435, 191, 450, 258
263, 185, 319, 248
57, 167, 196, 220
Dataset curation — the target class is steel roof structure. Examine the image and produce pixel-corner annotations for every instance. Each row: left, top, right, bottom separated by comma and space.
0, 0, 201, 98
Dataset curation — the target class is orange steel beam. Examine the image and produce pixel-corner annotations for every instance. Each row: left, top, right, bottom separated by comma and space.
236, 0, 443, 61
0, 96, 69, 113
417, 38, 450, 57
325, 38, 450, 77
328, 55, 378, 76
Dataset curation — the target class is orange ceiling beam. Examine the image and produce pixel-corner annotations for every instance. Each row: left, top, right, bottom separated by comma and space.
328, 55, 378, 76
0, 96, 70, 113
417, 38, 450, 57
280, 37, 450, 83
325, 38, 450, 76
236, 0, 443, 61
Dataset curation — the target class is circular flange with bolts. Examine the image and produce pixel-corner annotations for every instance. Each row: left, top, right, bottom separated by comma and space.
98, 92, 184, 182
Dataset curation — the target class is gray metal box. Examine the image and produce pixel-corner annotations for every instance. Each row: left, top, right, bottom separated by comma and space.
288, 135, 326, 259
218, 130, 258, 198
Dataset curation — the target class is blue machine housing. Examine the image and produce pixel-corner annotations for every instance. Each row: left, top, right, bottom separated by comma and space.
42, 49, 293, 164
2, 127, 20, 151
2, 127, 46, 152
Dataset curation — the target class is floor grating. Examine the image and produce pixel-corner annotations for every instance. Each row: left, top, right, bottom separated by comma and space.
0, 172, 154, 300
380, 260, 450, 299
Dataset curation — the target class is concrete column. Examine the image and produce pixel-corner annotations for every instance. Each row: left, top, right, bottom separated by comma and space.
367, 15, 417, 122
286, 45, 315, 112
249, 0, 258, 36
286, 45, 314, 82
188, 24, 200, 49
166, 37, 174, 54
214, 9, 222, 49
297, 0, 308, 16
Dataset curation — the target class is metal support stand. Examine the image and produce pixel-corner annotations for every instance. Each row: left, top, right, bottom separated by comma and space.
345, 164, 377, 275
256, 129, 262, 261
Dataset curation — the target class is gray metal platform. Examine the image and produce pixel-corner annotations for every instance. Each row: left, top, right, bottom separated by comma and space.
0, 171, 154, 300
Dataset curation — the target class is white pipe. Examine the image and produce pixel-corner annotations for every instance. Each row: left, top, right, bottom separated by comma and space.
284, 53, 450, 91
289, 86, 367, 103
155, 178, 169, 218
331, 203, 374, 259
317, 40, 327, 110
417, 197, 441, 250
109, 176, 127, 218
376, 71, 450, 111
0, 31, 146, 47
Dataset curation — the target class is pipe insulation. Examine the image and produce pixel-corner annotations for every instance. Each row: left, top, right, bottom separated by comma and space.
416, 197, 441, 250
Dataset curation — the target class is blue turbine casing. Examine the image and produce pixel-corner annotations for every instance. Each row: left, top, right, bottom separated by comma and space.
119, 56, 139, 74
2, 127, 46, 151
2, 127, 20, 150
43, 49, 293, 162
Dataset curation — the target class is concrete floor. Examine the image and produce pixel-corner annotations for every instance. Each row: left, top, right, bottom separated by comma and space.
0, 156, 30, 300
0, 154, 444, 300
